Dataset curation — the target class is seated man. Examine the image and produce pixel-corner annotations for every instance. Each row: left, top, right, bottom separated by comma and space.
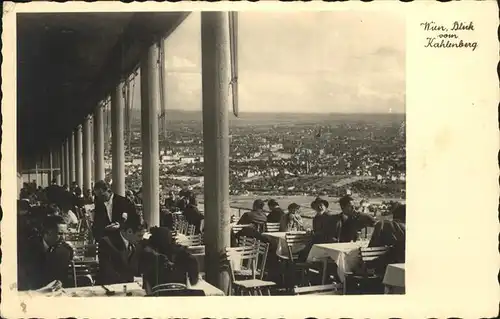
97, 212, 146, 285
266, 199, 285, 223
333, 195, 376, 243
18, 215, 73, 291
368, 204, 406, 274
237, 199, 267, 232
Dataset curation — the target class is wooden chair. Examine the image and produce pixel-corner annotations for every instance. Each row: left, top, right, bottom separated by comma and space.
65, 232, 88, 243
72, 243, 99, 261
224, 246, 275, 295
283, 232, 314, 288
176, 234, 203, 247
237, 236, 257, 248
186, 245, 205, 256
344, 246, 390, 295
187, 224, 196, 236
265, 222, 280, 233
231, 224, 252, 235
67, 260, 99, 287
293, 283, 343, 295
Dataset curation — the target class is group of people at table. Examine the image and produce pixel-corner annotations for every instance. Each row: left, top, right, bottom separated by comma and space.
16, 178, 405, 296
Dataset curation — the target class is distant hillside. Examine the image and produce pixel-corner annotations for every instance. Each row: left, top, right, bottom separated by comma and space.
129, 109, 404, 124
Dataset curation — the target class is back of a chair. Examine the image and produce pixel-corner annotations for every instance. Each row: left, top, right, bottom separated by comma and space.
256, 241, 270, 280
72, 243, 99, 260
151, 282, 205, 297
187, 224, 196, 236
177, 234, 203, 247
360, 246, 389, 262
66, 233, 88, 243
231, 224, 252, 235
224, 246, 259, 281
237, 236, 257, 247
151, 283, 187, 296
285, 232, 312, 262
265, 223, 280, 232
293, 283, 343, 295
186, 245, 205, 256
68, 260, 98, 287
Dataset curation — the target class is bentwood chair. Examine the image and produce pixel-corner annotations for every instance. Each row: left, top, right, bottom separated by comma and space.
150, 283, 205, 296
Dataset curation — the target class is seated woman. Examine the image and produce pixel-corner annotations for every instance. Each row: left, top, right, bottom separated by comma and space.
140, 227, 201, 295
279, 203, 305, 232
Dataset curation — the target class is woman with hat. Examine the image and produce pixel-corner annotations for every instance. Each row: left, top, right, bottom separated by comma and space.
311, 197, 334, 240
279, 203, 305, 232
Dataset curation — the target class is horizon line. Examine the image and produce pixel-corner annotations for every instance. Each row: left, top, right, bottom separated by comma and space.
131, 109, 406, 115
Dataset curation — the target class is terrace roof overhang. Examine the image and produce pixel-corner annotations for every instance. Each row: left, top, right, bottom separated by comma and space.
17, 12, 190, 160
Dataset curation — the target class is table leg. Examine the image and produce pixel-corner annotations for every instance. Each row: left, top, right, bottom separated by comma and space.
321, 260, 328, 284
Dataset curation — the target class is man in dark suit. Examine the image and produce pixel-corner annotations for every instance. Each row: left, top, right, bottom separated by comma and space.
18, 215, 74, 291
97, 211, 146, 285
266, 199, 285, 223
237, 199, 268, 232
333, 195, 376, 243
92, 180, 138, 242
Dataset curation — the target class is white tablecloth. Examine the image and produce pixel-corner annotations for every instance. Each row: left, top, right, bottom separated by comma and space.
19, 281, 145, 298
306, 241, 369, 283
19, 277, 224, 297
262, 232, 307, 258
383, 263, 405, 294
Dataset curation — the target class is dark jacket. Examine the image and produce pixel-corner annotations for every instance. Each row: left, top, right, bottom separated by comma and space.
312, 212, 337, 243
368, 219, 406, 273
97, 232, 142, 285
332, 212, 376, 243
92, 194, 138, 242
267, 207, 285, 223
238, 209, 267, 232
17, 237, 73, 291
183, 204, 204, 234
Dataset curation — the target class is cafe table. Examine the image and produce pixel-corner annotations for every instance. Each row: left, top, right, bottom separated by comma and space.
383, 263, 405, 294
306, 241, 369, 284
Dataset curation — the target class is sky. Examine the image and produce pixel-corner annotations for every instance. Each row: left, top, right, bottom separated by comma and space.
129, 11, 405, 114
